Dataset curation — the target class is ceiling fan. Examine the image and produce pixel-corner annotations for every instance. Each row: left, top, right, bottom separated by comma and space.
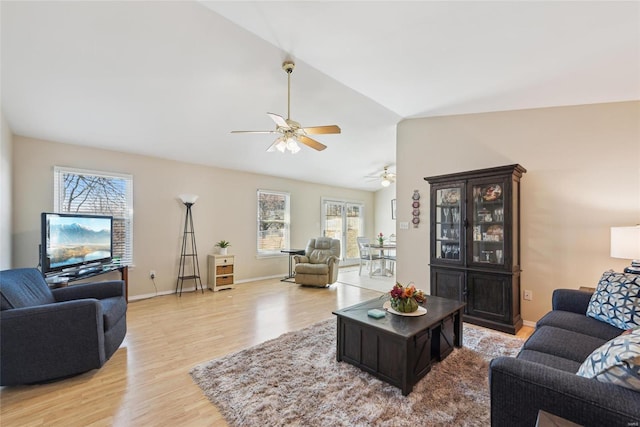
365, 166, 396, 187
231, 61, 341, 153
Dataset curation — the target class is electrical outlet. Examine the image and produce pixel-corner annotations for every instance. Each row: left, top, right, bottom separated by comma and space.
523, 290, 532, 301
150, 270, 156, 279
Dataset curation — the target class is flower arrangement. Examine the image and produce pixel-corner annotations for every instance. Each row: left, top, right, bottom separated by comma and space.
389, 282, 426, 313
378, 232, 385, 246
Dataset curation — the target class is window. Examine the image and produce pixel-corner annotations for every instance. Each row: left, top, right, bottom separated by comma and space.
257, 189, 290, 256
54, 166, 133, 266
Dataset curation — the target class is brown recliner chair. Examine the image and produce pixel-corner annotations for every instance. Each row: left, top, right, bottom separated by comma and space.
293, 237, 341, 287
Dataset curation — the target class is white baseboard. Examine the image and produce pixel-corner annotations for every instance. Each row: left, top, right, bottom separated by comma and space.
128, 274, 285, 301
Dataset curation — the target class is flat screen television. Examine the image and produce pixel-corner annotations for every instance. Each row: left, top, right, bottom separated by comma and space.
41, 212, 113, 275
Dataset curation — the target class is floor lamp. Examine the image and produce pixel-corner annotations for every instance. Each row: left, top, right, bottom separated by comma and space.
176, 193, 204, 296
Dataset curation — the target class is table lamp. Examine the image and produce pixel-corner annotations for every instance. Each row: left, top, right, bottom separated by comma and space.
610, 225, 640, 274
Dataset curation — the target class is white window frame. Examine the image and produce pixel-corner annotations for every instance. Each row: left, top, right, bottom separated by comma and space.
257, 189, 290, 257
53, 166, 133, 266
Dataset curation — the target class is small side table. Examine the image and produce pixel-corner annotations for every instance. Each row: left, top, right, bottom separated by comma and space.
280, 249, 305, 282
207, 254, 235, 291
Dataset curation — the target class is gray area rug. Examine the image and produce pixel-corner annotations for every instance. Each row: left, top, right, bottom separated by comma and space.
190, 318, 524, 426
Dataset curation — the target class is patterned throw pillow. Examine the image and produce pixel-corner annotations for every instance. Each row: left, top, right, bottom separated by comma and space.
577, 328, 640, 391
586, 270, 640, 330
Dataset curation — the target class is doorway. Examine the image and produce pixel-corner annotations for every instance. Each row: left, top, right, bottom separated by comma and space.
321, 199, 364, 264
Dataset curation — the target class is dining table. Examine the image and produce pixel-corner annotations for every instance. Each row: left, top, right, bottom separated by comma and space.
365, 242, 396, 276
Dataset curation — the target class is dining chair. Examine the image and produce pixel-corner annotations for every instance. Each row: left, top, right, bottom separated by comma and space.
385, 234, 397, 274
356, 237, 383, 277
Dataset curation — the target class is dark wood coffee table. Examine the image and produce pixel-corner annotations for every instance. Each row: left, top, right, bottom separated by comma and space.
333, 295, 465, 395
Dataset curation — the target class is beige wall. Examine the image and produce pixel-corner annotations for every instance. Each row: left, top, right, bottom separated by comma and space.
396, 101, 640, 324
12, 136, 374, 298
1, 112, 13, 269
374, 182, 396, 240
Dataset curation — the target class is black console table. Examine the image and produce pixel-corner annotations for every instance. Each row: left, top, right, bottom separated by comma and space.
45, 265, 129, 301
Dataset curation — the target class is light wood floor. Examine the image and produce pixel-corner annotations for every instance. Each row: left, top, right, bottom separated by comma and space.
0, 278, 533, 427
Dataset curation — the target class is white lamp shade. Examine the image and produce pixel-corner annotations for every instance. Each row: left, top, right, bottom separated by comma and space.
178, 194, 199, 204
381, 178, 391, 187
610, 226, 640, 260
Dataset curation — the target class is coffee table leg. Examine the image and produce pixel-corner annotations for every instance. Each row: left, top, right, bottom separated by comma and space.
454, 308, 464, 347
336, 317, 343, 362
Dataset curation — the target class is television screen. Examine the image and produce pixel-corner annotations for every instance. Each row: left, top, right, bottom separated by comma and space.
41, 212, 113, 274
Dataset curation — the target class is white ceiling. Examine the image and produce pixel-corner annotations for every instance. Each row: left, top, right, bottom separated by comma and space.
2, 1, 638, 191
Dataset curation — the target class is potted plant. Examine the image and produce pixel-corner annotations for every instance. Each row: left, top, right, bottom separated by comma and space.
215, 240, 231, 255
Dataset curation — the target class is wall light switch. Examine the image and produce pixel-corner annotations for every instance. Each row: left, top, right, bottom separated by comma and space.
399, 222, 409, 230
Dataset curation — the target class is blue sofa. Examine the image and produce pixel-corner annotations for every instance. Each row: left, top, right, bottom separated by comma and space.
0, 268, 127, 386
489, 289, 640, 426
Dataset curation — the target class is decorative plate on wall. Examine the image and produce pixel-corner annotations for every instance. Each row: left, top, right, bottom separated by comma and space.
412, 190, 421, 228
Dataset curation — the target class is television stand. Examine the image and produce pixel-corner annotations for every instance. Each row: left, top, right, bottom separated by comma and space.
45, 265, 129, 301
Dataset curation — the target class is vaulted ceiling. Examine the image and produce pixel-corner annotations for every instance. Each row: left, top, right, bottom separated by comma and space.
2, 1, 638, 191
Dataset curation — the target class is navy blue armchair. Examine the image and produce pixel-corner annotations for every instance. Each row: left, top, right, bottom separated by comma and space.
0, 268, 127, 386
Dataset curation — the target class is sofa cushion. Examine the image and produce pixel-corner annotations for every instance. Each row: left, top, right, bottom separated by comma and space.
517, 349, 582, 373
295, 263, 329, 275
100, 296, 128, 330
0, 268, 55, 309
586, 270, 640, 330
537, 310, 623, 341
523, 326, 607, 363
308, 249, 334, 264
577, 328, 640, 391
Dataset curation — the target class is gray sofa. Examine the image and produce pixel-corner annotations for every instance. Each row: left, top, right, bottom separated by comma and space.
0, 268, 127, 386
490, 289, 640, 426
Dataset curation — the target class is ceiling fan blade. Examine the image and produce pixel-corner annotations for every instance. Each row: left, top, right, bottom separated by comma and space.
298, 135, 327, 151
267, 112, 289, 128
302, 125, 341, 135
266, 139, 280, 152
231, 130, 277, 134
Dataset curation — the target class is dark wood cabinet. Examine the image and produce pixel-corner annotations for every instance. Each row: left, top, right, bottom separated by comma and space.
425, 164, 526, 334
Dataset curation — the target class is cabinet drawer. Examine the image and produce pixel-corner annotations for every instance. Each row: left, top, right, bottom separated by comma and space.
217, 275, 233, 286
216, 265, 233, 275
215, 256, 234, 266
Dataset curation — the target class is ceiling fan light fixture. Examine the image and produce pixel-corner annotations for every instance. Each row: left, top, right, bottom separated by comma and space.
286, 137, 301, 153
381, 177, 391, 187
232, 61, 340, 153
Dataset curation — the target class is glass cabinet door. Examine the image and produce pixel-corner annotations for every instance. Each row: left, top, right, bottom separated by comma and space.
435, 186, 463, 261
471, 182, 505, 265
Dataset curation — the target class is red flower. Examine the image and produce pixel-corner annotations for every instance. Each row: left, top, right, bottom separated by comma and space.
389, 282, 427, 304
